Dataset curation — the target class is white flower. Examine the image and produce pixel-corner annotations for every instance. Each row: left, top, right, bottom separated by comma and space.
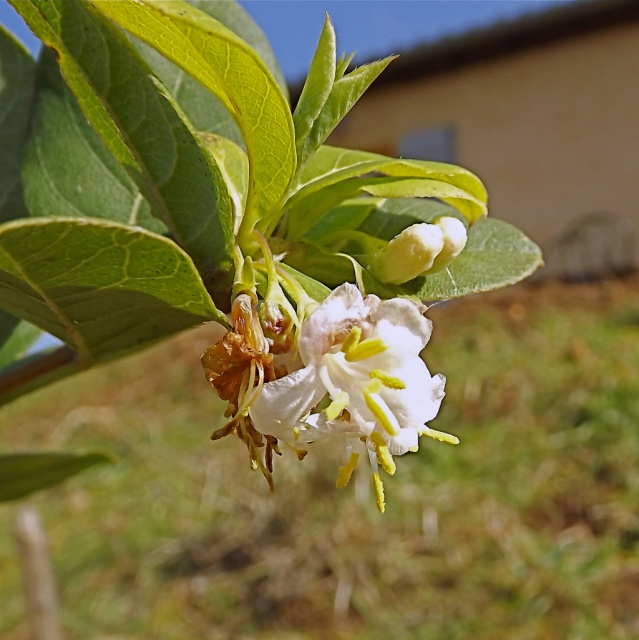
249, 283, 456, 512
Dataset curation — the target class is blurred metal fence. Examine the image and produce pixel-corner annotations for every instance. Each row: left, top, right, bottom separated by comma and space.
541, 212, 636, 282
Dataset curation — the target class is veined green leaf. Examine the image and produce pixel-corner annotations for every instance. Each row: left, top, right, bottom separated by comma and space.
0, 25, 35, 222
23, 50, 164, 234
90, 0, 296, 235
188, 0, 287, 97
0, 217, 227, 368
0, 451, 113, 502
296, 57, 395, 171
286, 145, 488, 239
132, 0, 288, 149
293, 16, 336, 155
410, 218, 543, 299
9, 0, 234, 279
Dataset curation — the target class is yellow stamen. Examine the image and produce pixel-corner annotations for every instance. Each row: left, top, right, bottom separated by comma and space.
421, 427, 460, 445
370, 432, 396, 475
366, 378, 383, 394
363, 389, 400, 436
373, 472, 386, 513
336, 452, 360, 489
325, 391, 350, 421
293, 426, 300, 441
370, 369, 406, 390
344, 337, 387, 362
341, 326, 362, 353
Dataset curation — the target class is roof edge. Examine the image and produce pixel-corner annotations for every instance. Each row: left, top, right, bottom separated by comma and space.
290, 0, 639, 100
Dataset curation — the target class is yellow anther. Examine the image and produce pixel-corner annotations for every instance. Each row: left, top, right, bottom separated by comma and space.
340, 326, 362, 353
293, 426, 300, 442
370, 369, 406, 390
344, 337, 387, 362
421, 427, 460, 445
373, 472, 386, 514
366, 378, 383, 394
336, 452, 360, 489
363, 389, 400, 436
370, 432, 396, 476
325, 391, 350, 421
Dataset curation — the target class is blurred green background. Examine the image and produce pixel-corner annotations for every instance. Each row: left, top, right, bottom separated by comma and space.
2, 277, 639, 640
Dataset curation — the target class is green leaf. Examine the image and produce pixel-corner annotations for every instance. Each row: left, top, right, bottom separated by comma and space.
90, 0, 296, 235
296, 57, 395, 171
199, 133, 248, 227
0, 451, 113, 502
10, 0, 234, 279
189, 0, 287, 98
302, 196, 463, 244
0, 217, 227, 368
277, 263, 331, 303
286, 145, 488, 239
281, 241, 361, 289
0, 25, 35, 223
0, 29, 44, 377
356, 198, 466, 240
23, 50, 164, 233
303, 198, 382, 241
335, 52, 355, 81
0, 313, 41, 368
132, 0, 288, 149
293, 16, 336, 156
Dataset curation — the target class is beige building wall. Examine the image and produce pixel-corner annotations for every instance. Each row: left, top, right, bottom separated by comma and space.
330, 21, 639, 264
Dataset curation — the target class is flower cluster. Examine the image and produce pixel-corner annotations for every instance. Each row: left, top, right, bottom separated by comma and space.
202, 225, 462, 512
249, 283, 457, 512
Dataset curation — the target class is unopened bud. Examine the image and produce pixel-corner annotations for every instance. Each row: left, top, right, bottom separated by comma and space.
423, 217, 468, 274
259, 300, 294, 354
374, 223, 444, 285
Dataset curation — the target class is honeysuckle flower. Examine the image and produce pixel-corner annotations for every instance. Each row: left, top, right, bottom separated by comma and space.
249, 283, 457, 512
374, 223, 444, 284
374, 217, 468, 284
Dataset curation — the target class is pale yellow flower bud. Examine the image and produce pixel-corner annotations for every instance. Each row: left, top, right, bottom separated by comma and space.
374, 223, 444, 285
423, 217, 468, 274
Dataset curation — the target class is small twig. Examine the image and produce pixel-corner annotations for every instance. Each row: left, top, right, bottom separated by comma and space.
14, 506, 62, 640
0, 347, 77, 406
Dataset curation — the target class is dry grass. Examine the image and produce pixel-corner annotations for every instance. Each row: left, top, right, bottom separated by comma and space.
2, 277, 639, 639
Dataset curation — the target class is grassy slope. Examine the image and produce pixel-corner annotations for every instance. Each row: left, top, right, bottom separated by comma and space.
2, 278, 639, 639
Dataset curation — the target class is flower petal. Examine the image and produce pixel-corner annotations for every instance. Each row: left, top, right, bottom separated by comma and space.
299, 283, 368, 364
382, 359, 446, 426
386, 426, 419, 456
250, 365, 326, 439
368, 297, 432, 361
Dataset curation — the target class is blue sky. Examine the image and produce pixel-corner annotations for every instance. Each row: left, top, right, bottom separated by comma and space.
1, 0, 580, 82
242, 1, 580, 81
